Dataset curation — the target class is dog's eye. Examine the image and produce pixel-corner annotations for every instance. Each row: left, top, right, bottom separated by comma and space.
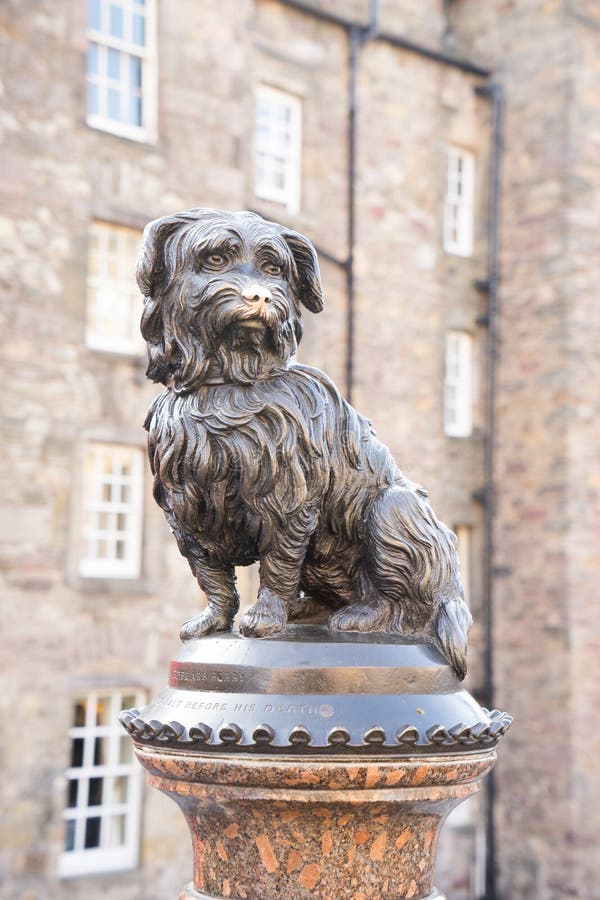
263, 262, 283, 276
206, 253, 227, 267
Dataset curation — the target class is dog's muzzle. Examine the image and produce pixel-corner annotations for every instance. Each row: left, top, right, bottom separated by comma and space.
239, 282, 277, 327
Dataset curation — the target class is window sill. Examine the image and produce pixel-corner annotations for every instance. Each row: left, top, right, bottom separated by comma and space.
86, 116, 157, 147
58, 849, 138, 879
443, 246, 474, 259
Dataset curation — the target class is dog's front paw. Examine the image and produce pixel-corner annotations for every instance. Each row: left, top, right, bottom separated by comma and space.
180, 607, 234, 641
239, 588, 287, 638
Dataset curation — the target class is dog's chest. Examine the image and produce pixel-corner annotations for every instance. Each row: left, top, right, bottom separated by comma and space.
150, 382, 327, 556
159, 412, 292, 525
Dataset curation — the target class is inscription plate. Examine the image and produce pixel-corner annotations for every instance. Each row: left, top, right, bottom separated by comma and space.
168, 660, 457, 694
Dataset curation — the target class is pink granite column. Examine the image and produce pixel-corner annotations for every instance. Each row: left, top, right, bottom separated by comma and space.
137, 747, 495, 900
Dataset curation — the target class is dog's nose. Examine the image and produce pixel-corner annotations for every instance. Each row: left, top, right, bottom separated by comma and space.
242, 284, 272, 304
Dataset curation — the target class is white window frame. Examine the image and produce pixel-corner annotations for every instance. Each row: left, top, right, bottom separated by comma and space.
86, 221, 145, 356
79, 443, 144, 579
444, 331, 473, 438
454, 524, 472, 607
59, 688, 145, 878
86, 0, 157, 142
443, 146, 475, 257
255, 85, 302, 214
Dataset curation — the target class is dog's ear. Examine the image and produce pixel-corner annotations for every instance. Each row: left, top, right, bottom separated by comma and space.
137, 215, 189, 386
282, 229, 324, 314
136, 215, 186, 298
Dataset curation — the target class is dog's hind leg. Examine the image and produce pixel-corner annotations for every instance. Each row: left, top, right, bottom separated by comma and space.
366, 486, 472, 679
329, 572, 396, 633
171, 528, 240, 641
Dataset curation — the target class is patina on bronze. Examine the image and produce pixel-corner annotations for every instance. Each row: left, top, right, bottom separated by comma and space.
137, 208, 471, 679
120, 209, 511, 900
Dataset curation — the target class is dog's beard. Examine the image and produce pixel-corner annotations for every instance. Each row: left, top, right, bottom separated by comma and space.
168, 283, 301, 390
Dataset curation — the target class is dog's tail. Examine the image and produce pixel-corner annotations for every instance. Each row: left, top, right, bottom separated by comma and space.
434, 591, 472, 681
368, 486, 472, 680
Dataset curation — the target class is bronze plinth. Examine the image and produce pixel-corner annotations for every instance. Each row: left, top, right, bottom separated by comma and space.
121, 627, 510, 899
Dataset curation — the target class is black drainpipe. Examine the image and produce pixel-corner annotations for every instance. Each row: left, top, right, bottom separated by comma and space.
346, 1, 379, 402
474, 80, 504, 900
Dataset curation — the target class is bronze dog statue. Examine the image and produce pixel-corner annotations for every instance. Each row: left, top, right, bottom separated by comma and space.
138, 209, 472, 678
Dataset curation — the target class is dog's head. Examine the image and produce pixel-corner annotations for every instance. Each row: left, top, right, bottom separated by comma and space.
136, 209, 323, 392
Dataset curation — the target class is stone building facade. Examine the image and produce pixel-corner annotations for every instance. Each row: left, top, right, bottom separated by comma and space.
0, 1, 598, 898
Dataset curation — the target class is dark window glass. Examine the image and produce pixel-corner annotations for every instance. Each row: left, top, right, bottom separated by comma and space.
88, 777, 104, 806
84, 816, 102, 849
67, 778, 78, 808
71, 738, 84, 768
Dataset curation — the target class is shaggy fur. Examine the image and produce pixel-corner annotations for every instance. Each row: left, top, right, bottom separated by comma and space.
138, 209, 472, 678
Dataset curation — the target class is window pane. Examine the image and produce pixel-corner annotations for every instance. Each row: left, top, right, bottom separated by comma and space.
64, 819, 76, 852
113, 775, 129, 803
132, 13, 145, 45
96, 696, 111, 725
84, 817, 101, 849
109, 3, 124, 38
71, 738, 84, 768
107, 814, 126, 847
130, 94, 142, 127
88, 0, 101, 30
88, 777, 104, 806
130, 56, 142, 88
107, 87, 120, 121
73, 699, 87, 727
67, 778, 78, 809
107, 47, 120, 80
94, 737, 108, 765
